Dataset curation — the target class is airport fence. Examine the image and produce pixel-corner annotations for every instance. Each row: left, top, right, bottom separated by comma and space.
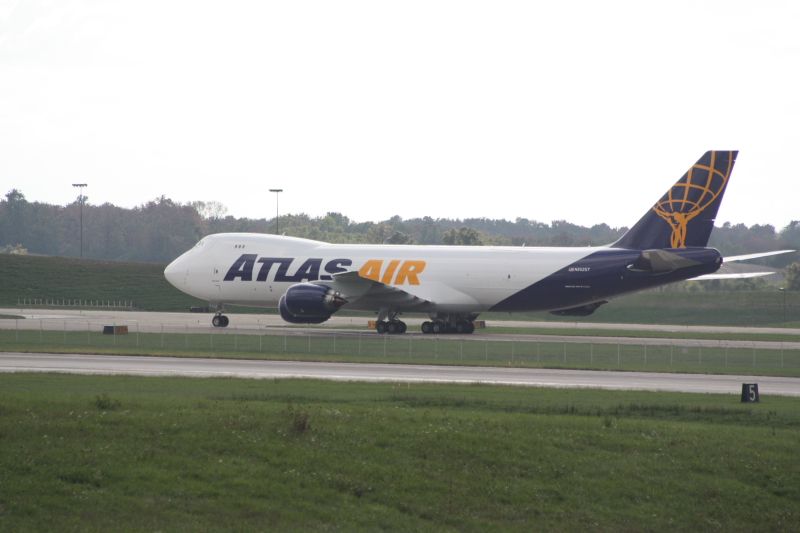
15, 298, 136, 310
2, 318, 800, 377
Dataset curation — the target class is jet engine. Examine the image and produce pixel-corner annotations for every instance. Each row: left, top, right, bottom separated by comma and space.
278, 283, 347, 324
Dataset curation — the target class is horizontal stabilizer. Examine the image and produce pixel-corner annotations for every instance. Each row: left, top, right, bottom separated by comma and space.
689, 272, 776, 281
724, 250, 795, 263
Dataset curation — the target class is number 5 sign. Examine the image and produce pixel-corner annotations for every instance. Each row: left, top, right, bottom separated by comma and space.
740, 383, 760, 403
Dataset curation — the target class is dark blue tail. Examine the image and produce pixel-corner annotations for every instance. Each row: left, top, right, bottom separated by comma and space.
613, 151, 737, 250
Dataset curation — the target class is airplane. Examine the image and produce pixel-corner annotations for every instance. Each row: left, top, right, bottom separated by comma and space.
164, 151, 793, 334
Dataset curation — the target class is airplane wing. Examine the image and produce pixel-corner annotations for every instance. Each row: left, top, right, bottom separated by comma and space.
314, 270, 431, 311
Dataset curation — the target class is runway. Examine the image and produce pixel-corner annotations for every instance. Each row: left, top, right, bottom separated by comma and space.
1, 308, 799, 351
2, 352, 799, 396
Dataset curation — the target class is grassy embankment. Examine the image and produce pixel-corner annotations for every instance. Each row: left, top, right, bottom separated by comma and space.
0, 254, 203, 311
1, 253, 797, 326
1, 373, 798, 531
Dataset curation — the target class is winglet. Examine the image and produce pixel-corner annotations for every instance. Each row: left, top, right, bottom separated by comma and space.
613, 151, 738, 250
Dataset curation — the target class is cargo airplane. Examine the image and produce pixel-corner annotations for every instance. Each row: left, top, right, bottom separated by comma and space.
164, 151, 792, 334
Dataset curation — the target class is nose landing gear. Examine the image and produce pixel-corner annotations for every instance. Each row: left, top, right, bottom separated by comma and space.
212, 314, 229, 328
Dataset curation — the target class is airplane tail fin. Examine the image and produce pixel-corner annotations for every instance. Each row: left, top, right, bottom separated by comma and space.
612, 151, 738, 250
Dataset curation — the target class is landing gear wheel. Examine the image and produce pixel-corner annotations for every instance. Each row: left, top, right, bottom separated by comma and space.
455, 320, 474, 334
382, 320, 407, 334
425, 314, 478, 334
212, 315, 229, 328
376, 321, 387, 334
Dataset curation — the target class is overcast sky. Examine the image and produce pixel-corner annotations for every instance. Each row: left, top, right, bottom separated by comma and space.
1, 1, 798, 229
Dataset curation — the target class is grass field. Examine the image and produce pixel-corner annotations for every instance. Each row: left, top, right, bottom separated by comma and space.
1, 373, 798, 530
2, 253, 798, 326
3, 328, 800, 377
0, 254, 204, 311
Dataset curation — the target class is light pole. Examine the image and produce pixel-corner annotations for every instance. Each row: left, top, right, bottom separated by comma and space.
72, 183, 87, 257
269, 189, 283, 234
779, 287, 787, 325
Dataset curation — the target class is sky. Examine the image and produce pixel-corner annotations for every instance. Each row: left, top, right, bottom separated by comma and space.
1, 0, 799, 229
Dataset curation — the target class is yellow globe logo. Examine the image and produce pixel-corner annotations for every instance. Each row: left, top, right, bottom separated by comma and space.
653, 151, 734, 248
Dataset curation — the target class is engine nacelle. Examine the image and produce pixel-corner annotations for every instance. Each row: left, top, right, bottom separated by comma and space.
278, 283, 347, 324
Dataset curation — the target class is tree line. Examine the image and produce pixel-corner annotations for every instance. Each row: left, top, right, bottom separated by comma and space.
1, 189, 798, 283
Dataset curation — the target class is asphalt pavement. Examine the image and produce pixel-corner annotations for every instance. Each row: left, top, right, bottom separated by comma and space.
2, 352, 799, 396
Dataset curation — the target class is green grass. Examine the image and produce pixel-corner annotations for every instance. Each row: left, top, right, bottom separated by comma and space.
0, 373, 798, 531
0, 254, 204, 311
3, 328, 800, 377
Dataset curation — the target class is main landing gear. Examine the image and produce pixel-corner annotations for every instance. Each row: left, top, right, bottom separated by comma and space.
421, 313, 477, 334
374, 309, 407, 335
375, 319, 407, 334
373, 312, 477, 335
420, 318, 475, 335
212, 312, 229, 328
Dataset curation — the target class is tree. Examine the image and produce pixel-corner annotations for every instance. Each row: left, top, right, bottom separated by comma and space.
385, 231, 413, 244
2, 189, 29, 248
190, 201, 228, 220
417, 216, 441, 244
786, 262, 800, 291
442, 227, 483, 246
0, 244, 27, 254
780, 221, 800, 253
5, 189, 25, 204
367, 224, 393, 244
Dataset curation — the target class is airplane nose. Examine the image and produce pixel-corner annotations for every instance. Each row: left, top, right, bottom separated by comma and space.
164, 256, 186, 288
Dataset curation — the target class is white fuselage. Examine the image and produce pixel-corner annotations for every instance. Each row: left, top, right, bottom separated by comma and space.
164, 233, 604, 313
